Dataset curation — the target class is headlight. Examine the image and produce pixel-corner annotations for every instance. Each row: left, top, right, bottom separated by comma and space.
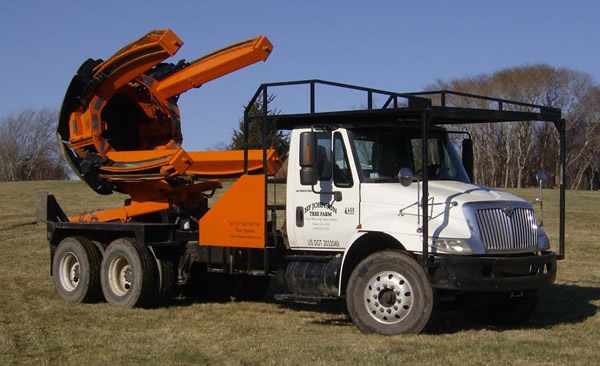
537, 228, 550, 251
430, 238, 473, 254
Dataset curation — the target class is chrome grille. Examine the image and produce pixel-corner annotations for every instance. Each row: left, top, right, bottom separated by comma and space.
475, 208, 537, 251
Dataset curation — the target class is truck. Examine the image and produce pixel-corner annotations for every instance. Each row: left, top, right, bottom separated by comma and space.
43, 29, 566, 335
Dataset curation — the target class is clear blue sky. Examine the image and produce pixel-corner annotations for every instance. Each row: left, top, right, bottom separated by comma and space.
1, 0, 598, 151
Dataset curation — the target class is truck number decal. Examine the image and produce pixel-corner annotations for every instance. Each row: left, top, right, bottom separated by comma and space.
307, 239, 340, 248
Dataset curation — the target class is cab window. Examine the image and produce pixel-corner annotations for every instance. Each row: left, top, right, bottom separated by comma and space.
349, 127, 470, 183
316, 132, 332, 181
333, 132, 353, 187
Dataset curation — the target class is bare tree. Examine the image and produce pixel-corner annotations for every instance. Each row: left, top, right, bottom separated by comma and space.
0, 108, 68, 181
569, 87, 600, 189
428, 64, 599, 189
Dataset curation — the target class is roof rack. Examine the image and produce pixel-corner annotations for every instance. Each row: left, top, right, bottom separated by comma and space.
244, 79, 563, 130
243, 79, 566, 268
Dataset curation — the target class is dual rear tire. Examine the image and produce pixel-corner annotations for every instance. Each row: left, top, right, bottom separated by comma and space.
52, 236, 177, 308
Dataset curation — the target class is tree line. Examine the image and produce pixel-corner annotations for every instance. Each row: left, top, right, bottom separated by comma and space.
429, 64, 599, 190
0, 108, 67, 182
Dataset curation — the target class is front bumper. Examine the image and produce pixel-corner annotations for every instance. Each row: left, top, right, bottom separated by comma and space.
425, 251, 556, 292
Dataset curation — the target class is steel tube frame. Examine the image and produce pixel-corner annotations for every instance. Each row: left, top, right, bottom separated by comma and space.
558, 118, 566, 259
421, 109, 431, 267
243, 79, 568, 267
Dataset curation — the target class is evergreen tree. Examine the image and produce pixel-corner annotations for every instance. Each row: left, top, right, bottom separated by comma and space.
230, 94, 289, 157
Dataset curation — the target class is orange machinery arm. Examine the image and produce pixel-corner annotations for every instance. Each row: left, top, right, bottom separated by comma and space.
63, 30, 273, 157
58, 29, 275, 189
154, 36, 272, 100
57, 30, 278, 223
99, 149, 282, 181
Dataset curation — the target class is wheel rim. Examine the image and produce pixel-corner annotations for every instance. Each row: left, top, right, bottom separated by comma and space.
59, 252, 80, 292
363, 271, 414, 324
108, 255, 132, 297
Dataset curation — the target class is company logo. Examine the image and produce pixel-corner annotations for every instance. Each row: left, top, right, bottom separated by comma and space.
345, 207, 355, 215
304, 202, 337, 217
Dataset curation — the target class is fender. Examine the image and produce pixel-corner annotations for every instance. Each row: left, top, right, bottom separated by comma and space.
338, 231, 407, 296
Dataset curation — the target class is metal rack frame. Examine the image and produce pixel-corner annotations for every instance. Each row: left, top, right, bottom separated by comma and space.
243, 80, 566, 270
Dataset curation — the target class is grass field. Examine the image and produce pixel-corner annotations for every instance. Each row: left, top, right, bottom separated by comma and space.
1, 180, 599, 365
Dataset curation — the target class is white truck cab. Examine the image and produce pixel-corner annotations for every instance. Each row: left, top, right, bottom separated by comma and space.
287, 126, 548, 254
281, 120, 557, 333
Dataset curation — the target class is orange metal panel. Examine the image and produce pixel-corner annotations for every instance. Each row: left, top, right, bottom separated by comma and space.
199, 175, 265, 248
162, 148, 194, 177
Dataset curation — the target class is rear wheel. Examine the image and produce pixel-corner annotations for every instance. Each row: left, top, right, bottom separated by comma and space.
100, 238, 157, 308
52, 236, 102, 303
155, 254, 178, 304
346, 250, 434, 335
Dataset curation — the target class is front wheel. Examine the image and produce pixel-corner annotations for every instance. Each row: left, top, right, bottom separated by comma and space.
346, 250, 434, 335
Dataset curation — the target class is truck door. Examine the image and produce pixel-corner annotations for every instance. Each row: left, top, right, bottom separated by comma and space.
291, 130, 360, 250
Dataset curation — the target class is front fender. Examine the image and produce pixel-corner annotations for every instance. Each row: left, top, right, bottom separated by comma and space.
338, 231, 407, 296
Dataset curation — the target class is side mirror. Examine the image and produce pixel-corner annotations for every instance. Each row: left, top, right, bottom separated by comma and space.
536, 171, 548, 185
398, 167, 415, 187
462, 138, 474, 182
299, 132, 318, 186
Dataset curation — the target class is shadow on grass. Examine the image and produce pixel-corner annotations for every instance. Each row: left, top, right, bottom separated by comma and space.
429, 283, 600, 334
270, 298, 353, 327
167, 282, 600, 333
164, 277, 354, 326
527, 283, 600, 326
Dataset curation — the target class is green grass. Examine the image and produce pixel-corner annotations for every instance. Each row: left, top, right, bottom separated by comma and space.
1, 180, 599, 365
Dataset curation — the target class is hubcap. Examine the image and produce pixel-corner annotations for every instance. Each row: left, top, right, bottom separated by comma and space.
108, 256, 132, 296
364, 271, 414, 324
59, 252, 80, 292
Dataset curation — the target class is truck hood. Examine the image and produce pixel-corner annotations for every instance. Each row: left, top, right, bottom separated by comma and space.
361, 180, 526, 208
425, 181, 524, 205
359, 181, 532, 248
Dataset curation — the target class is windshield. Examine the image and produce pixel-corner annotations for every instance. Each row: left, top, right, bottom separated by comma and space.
349, 127, 471, 184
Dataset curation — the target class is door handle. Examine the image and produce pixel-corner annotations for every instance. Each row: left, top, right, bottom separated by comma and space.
296, 206, 304, 227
